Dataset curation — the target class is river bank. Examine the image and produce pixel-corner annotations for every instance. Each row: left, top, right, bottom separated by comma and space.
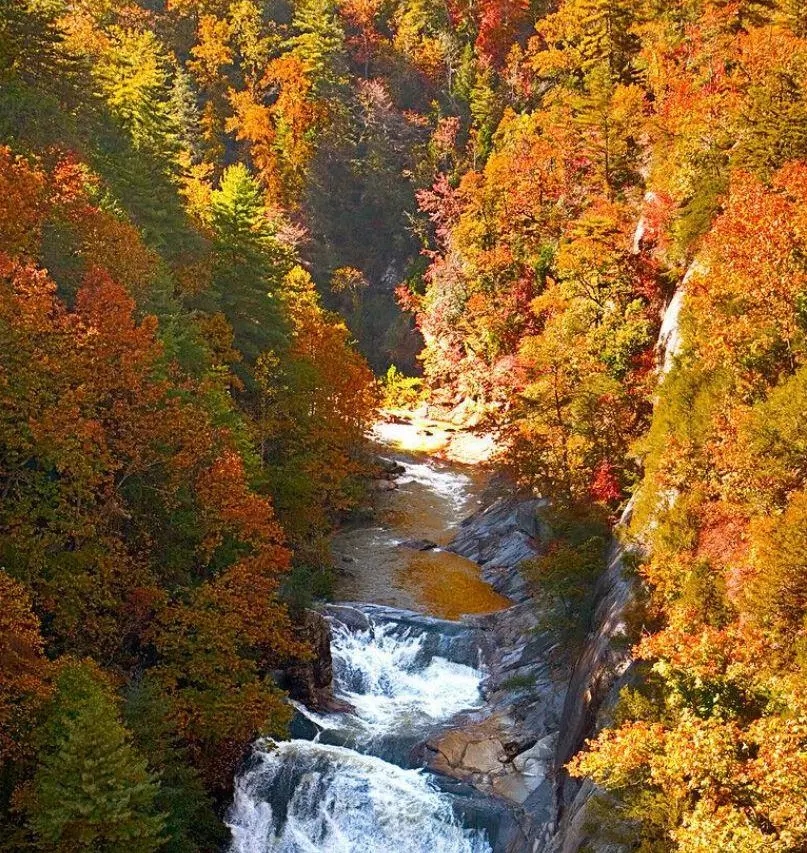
226, 416, 633, 853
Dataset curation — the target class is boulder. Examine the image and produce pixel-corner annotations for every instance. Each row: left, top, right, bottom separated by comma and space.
321, 603, 371, 632
398, 538, 438, 551
491, 774, 535, 805
377, 457, 406, 476
284, 610, 334, 711
463, 739, 507, 774
513, 733, 557, 775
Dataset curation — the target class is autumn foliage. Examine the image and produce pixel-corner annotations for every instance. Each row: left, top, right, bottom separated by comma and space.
2, 0, 807, 849
0, 39, 375, 838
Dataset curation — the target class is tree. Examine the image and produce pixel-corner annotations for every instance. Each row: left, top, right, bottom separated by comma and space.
26, 661, 165, 853
124, 676, 226, 853
532, 0, 642, 86
688, 165, 807, 392
743, 491, 807, 653
94, 27, 179, 162
253, 266, 377, 539
475, 0, 529, 68
287, 0, 348, 95
152, 450, 303, 785
207, 163, 292, 361
0, 572, 50, 763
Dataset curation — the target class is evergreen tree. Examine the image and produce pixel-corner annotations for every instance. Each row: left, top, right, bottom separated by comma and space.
27, 662, 165, 853
124, 678, 226, 853
169, 65, 204, 166
287, 0, 348, 95
208, 163, 293, 361
95, 28, 179, 163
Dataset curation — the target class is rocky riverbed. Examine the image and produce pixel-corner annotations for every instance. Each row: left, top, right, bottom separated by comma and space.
229, 420, 634, 853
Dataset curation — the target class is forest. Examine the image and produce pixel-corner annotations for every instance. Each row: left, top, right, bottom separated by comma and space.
0, 0, 805, 850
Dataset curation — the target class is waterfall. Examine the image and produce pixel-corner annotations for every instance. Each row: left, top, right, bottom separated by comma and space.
227, 610, 491, 853
228, 742, 491, 853
327, 619, 484, 738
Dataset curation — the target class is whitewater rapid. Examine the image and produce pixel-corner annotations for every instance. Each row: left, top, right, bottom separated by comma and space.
317, 619, 484, 740
227, 610, 492, 853
227, 447, 504, 853
229, 742, 491, 853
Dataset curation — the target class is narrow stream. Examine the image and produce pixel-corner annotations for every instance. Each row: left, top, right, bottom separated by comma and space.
332, 445, 509, 618
227, 436, 509, 853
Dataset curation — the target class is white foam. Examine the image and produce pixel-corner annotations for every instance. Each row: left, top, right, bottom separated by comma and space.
227, 741, 491, 853
327, 620, 484, 738
392, 458, 473, 514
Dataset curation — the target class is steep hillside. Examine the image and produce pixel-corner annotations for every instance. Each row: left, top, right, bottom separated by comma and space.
1, 0, 806, 850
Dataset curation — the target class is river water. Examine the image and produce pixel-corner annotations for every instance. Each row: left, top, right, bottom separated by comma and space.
227, 432, 509, 853
331, 434, 509, 619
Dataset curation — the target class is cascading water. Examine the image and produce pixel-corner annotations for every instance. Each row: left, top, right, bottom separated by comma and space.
391, 457, 474, 515
227, 611, 492, 852
317, 619, 484, 744
228, 742, 491, 853
228, 442, 505, 853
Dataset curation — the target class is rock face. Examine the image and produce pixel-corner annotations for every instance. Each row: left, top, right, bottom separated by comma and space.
412, 489, 635, 853
544, 505, 637, 853
284, 610, 338, 711
449, 493, 550, 602
402, 495, 564, 851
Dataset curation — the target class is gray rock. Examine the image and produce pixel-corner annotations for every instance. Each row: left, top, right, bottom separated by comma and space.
448, 495, 549, 602
377, 457, 406, 476
513, 734, 557, 774
398, 538, 439, 551
492, 771, 545, 805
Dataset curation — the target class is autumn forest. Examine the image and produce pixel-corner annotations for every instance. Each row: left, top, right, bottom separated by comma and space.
1, 0, 806, 850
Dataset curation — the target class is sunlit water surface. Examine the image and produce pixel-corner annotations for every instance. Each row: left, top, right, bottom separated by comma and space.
333, 451, 509, 619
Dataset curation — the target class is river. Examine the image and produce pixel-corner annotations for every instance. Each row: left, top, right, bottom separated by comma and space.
226, 427, 512, 853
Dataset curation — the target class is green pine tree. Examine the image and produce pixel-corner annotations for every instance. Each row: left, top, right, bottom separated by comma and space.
287, 0, 348, 95
124, 677, 226, 853
27, 662, 166, 853
169, 65, 203, 166
208, 163, 293, 362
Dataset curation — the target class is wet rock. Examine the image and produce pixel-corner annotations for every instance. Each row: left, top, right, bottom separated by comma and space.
321, 603, 371, 632
513, 733, 557, 774
398, 538, 438, 551
491, 774, 535, 805
433, 729, 471, 768
347, 505, 375, 523
427, 714, 512, 780
373, 478, 398, 491
320, 695, 355, 714
377, 457, 406, 476
435, 777, 529, 853
449, 496, 549, 601
284, 610, 334, 711
289, 708, 322, 741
